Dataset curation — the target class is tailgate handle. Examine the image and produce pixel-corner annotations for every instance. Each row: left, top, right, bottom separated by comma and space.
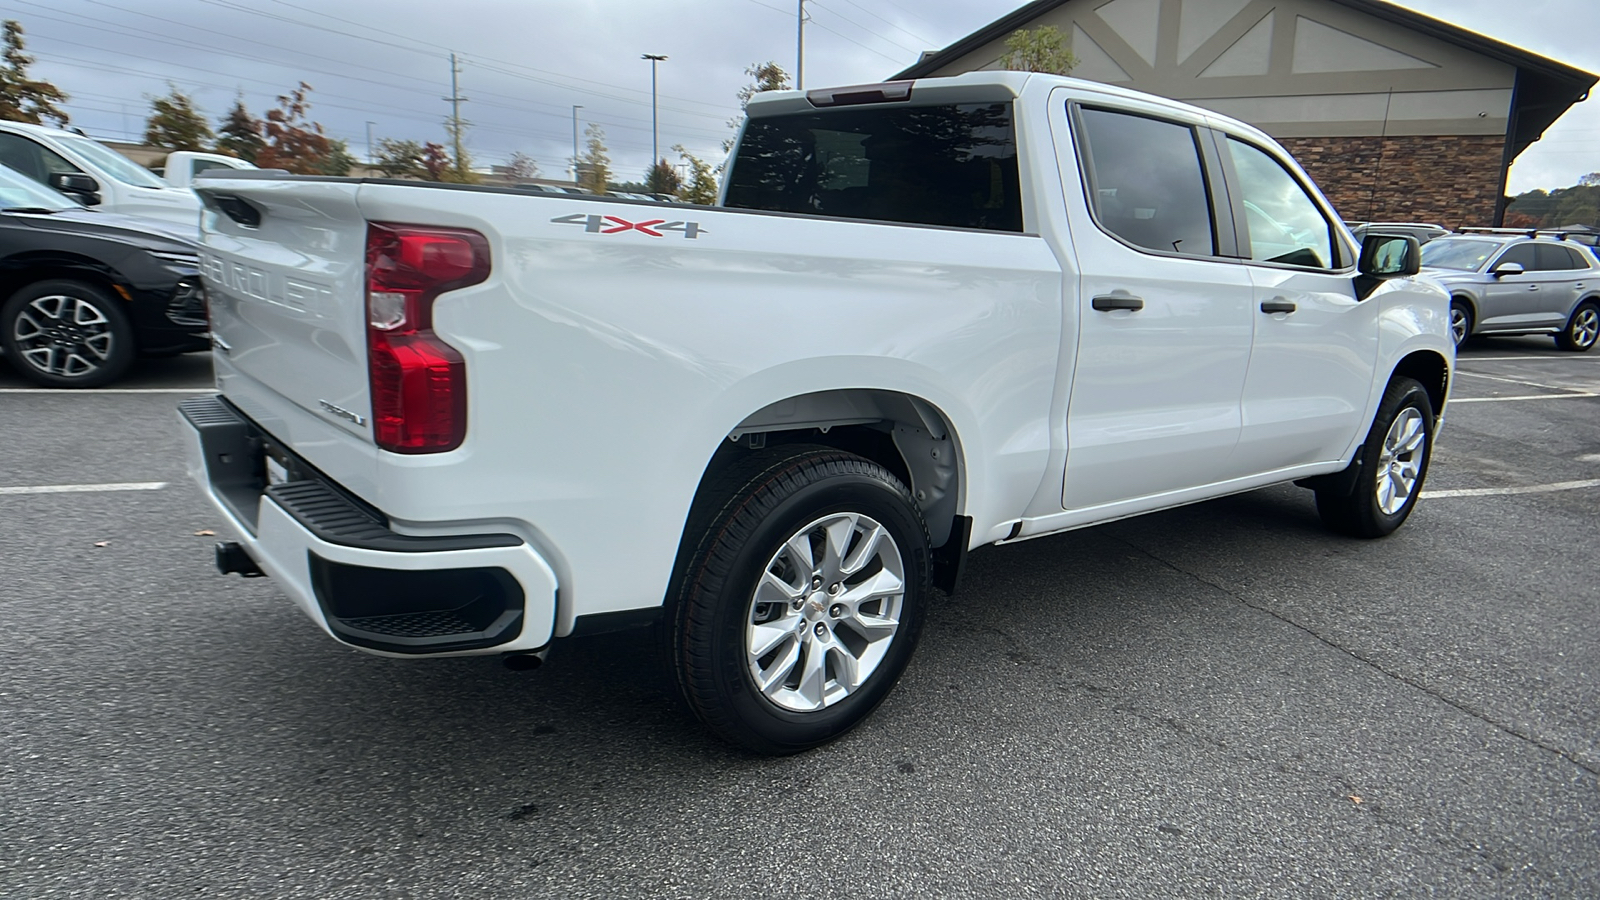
1260, 299, 1297, 314
1091, 294, 1144, 312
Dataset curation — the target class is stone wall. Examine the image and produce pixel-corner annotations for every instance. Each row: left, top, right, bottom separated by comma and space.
1277, 134, 1506, 229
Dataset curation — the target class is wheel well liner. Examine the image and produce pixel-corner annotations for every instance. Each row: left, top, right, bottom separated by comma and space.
1392, 350, 1449, 414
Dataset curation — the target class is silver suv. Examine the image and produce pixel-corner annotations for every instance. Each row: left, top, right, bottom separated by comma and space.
1421, 229, 1600, 351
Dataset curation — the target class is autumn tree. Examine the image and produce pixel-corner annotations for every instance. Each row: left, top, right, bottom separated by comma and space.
673, 144, 717, 205
577, 122, 610, 195
1002, 25, 1078, 74
645, 158, 680, 196
255, 82, 336, 175
0, 20, 68, 126
143, 85, 212, 152
504, 151, 538, 181
421, 142, 451, 181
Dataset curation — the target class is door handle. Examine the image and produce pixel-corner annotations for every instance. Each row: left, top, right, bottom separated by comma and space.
1260, 299, 1297, 314
1091, 294, 1144, 311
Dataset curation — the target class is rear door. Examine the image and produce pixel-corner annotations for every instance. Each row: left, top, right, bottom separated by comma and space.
1057, 99, 1254, 510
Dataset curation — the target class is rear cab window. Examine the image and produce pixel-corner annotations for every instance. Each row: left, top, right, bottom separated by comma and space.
723, 102, 1023, 232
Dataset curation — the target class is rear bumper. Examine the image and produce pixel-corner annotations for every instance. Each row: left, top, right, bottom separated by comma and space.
180, 395, 558, 656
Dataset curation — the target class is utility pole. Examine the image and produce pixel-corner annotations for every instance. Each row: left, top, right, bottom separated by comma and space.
796, 0, 807, 89
365, 121, 376, 164
642, 54, 667, 166
571, 104, 583, 182
444, 53, 468, 175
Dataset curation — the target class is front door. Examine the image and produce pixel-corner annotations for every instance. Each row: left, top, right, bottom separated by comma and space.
1058, 102, 1253, 510
1219, 135, 1379, 473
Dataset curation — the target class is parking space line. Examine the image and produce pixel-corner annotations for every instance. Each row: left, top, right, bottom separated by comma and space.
0, 388, 215, 394
0, 481, 168, 495
1455, 370, 1578, 391
1451, 393, 1598, 403
1424, 479, 1600, 499
1459, 356, 1600, 363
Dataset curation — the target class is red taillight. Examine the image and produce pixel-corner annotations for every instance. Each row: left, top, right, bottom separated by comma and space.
366, 222, 489, 453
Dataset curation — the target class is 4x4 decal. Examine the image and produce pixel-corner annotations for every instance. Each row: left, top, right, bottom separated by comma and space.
551, 213, 705, 239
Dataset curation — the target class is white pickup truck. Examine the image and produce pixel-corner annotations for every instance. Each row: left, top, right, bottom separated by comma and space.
183, 73, 1453, 753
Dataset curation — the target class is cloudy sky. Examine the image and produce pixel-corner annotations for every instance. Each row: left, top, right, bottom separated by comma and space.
4, 0, 1596, 192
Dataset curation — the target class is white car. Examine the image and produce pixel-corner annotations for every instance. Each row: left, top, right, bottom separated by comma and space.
0, 120, 202, 232
154, 151, 256, 191
183, 72, 1454, 753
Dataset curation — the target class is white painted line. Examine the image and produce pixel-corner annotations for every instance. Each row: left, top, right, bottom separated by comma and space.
1424, 479, 1600, 499
1450, 393, 1598, 403
0, 481, 168, 495
1461, 356, 1600, 363
0, 388, 215, 394
1455, 370, 1576, 391
1579, 453, 1600, 463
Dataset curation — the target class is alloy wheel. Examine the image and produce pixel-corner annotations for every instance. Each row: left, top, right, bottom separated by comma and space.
745, 512, 905, 713
12, 294, 115, 378
1376, 407, 1426, 516
1571, 306, 1599, 350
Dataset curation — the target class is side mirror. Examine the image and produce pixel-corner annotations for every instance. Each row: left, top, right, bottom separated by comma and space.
48, 172, 101, 206
1358, 233, 1420, 277
1490, 261, 1526, 277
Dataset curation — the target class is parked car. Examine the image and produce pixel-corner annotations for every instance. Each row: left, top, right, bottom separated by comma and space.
0, 120, 202, 233
184, 72, 1450, 753
1348, 222, 1450, 244
1420, 228, 1600, 350
0, 163, 208, 387
153, 151, 256, 190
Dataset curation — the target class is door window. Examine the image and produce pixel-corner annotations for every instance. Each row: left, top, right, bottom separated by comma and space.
0, 133, 83, 185
1226, 138, 1335, 270
1075, 107, 1217, 256
1493, 243, 1539, 271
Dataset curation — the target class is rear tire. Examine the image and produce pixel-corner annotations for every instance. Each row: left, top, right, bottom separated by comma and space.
1, 280, 135, 388
1315, 377, 1435, 538
1555, 301, 1599, 352
669, 446, 930, 754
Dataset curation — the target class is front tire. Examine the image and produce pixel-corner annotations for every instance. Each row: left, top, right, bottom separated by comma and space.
1, 280, 135, 387
1555, 301, 1599, 352
1449, 299, 1473, 348
1315, 377, 1435, 538
670, 446, 931, 754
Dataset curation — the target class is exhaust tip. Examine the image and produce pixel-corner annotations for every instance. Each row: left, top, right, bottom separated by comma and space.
214, 541, 264, 578
502, 651, 545, 672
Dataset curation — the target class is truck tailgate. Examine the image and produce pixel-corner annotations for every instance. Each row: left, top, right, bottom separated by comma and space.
196, 178, 377, 495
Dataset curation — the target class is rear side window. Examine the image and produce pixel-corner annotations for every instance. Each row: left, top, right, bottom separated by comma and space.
1536, 243, 1585, 270
723, 103, 1022, 232
1075, 107, 1216, 256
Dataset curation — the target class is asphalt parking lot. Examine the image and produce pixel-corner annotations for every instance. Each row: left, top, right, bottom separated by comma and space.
2, 342, 1597, 899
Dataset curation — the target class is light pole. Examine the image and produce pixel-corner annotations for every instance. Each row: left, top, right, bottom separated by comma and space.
571, 104, 583, 183
642, 54, 667, 167
365, 121, 376, 165
796, 0, 806, 89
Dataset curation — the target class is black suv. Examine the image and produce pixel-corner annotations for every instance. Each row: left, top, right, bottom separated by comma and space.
0, 163, 207, 387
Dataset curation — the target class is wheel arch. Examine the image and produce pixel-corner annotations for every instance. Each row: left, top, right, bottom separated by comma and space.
0, 254, 127, 306
1391, 349, 1450, 416
672, 388, 972, 601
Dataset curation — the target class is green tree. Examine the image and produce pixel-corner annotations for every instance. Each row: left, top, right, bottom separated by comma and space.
256, 82, 335, 174
673, 144, 716, 205
726, 61, 790, 150
317, 138, 356, 176
0, 20, 68, 126
215, 97, 264, 162
374, 138, 425, 178
645, 158, 681, 196
143, 85, 212, 152
1002, 25, 1078, 74
578, 122, 610, 195
440, 117, 479, 184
